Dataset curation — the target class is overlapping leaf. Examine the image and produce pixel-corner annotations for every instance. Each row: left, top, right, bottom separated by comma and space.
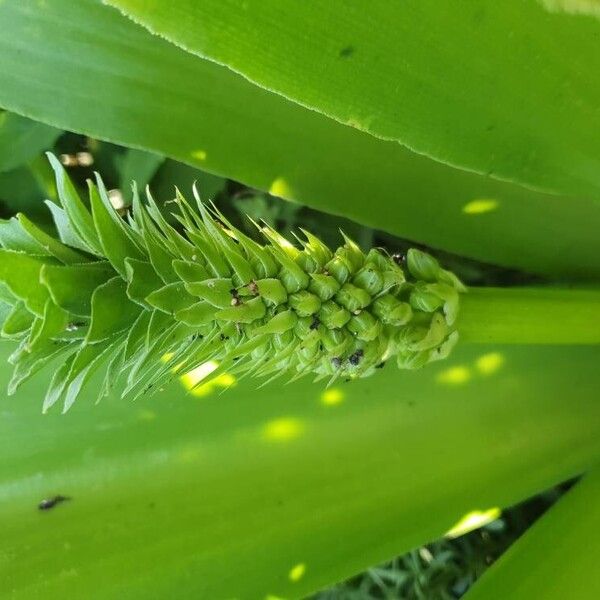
465, 470, 600, 599
0, 110, 60, 172
1, 343, 599, 599
1, 0, 600, 280
108, 0, 600, 199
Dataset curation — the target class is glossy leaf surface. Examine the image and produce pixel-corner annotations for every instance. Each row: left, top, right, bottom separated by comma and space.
1, 344, 599, 599
465, 469, 600, 599
0, 111, 60, 173
109, 0, 600, 198
1, 0, 599, 279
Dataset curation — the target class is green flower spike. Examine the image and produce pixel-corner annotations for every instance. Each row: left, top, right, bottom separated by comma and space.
0, 154, 465, 412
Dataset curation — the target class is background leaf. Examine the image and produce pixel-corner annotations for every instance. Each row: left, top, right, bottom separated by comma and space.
465, 469, 600, 599
0, 111, 61, 173
1, 343, 599, 599
1, 0, 599, 280
108, 0, 600, 198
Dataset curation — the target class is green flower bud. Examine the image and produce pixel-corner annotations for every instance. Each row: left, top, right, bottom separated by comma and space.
334, 283, 371, 313
409, 282, 445, 313
352, 265, 384, 296
406, 248, 440, 281
346, 311, 381, 341
288, 290, 322, 316
321, 327, 352, 355
308, 273, 340, 301
255, 278, 288, 305
293, 316, 320, 346
372, 294, 413, 326
299, 229, 332, 268
396, 348, 431, 370
295, 251, 318, 274
324, 255, 351, 284
318, 300, 351, 329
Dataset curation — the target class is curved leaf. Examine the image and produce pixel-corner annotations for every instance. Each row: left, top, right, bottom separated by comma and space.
0, 344, 599, 598
0, 110, 60, 172
0, 0, 599, 279
465, 469, 600, 600
108, 0, 600, 198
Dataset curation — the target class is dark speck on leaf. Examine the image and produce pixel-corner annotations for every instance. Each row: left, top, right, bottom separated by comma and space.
38, 495, 70, 511
339, 45, 355, 58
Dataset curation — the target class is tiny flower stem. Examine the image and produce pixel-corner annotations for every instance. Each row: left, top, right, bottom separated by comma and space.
459, 287, 600, 344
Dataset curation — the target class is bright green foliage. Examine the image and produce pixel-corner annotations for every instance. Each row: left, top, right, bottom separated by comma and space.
0, 110, 60, 173
2, 343, 599, 599
0, 156, 465, 412
2, 0, 600, 281
108, 0, 600, 198
465, 470, 600, 600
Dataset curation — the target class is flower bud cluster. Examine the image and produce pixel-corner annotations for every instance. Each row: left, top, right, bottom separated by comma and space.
0, 156, 465, 409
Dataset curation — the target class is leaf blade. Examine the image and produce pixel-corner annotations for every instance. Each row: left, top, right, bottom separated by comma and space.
0, 0, 599, 279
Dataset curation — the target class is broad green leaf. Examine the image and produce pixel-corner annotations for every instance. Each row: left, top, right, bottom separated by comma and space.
109, 0, 600, 199
465, 469, 600, 600
0, 110, 60, 172
0, 165, 50, 224
151, 159, 225, 204
1, 343, 599, 599
1, 0, 600, 279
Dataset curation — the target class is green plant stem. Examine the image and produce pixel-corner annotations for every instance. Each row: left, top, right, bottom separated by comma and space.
459, 287, 600, 344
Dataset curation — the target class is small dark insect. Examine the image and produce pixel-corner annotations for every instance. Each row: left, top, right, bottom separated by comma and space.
375, 361, 386, 369
247, 280, 259, 295
38, 495, 70, 511
339, 45, 355, 58
331, 356, 342, 369
349, 349, 364, 366
309, 316, 321, 330
219, 333, 230, 341
392, 253, 406, 266
65, 321, 86, 332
